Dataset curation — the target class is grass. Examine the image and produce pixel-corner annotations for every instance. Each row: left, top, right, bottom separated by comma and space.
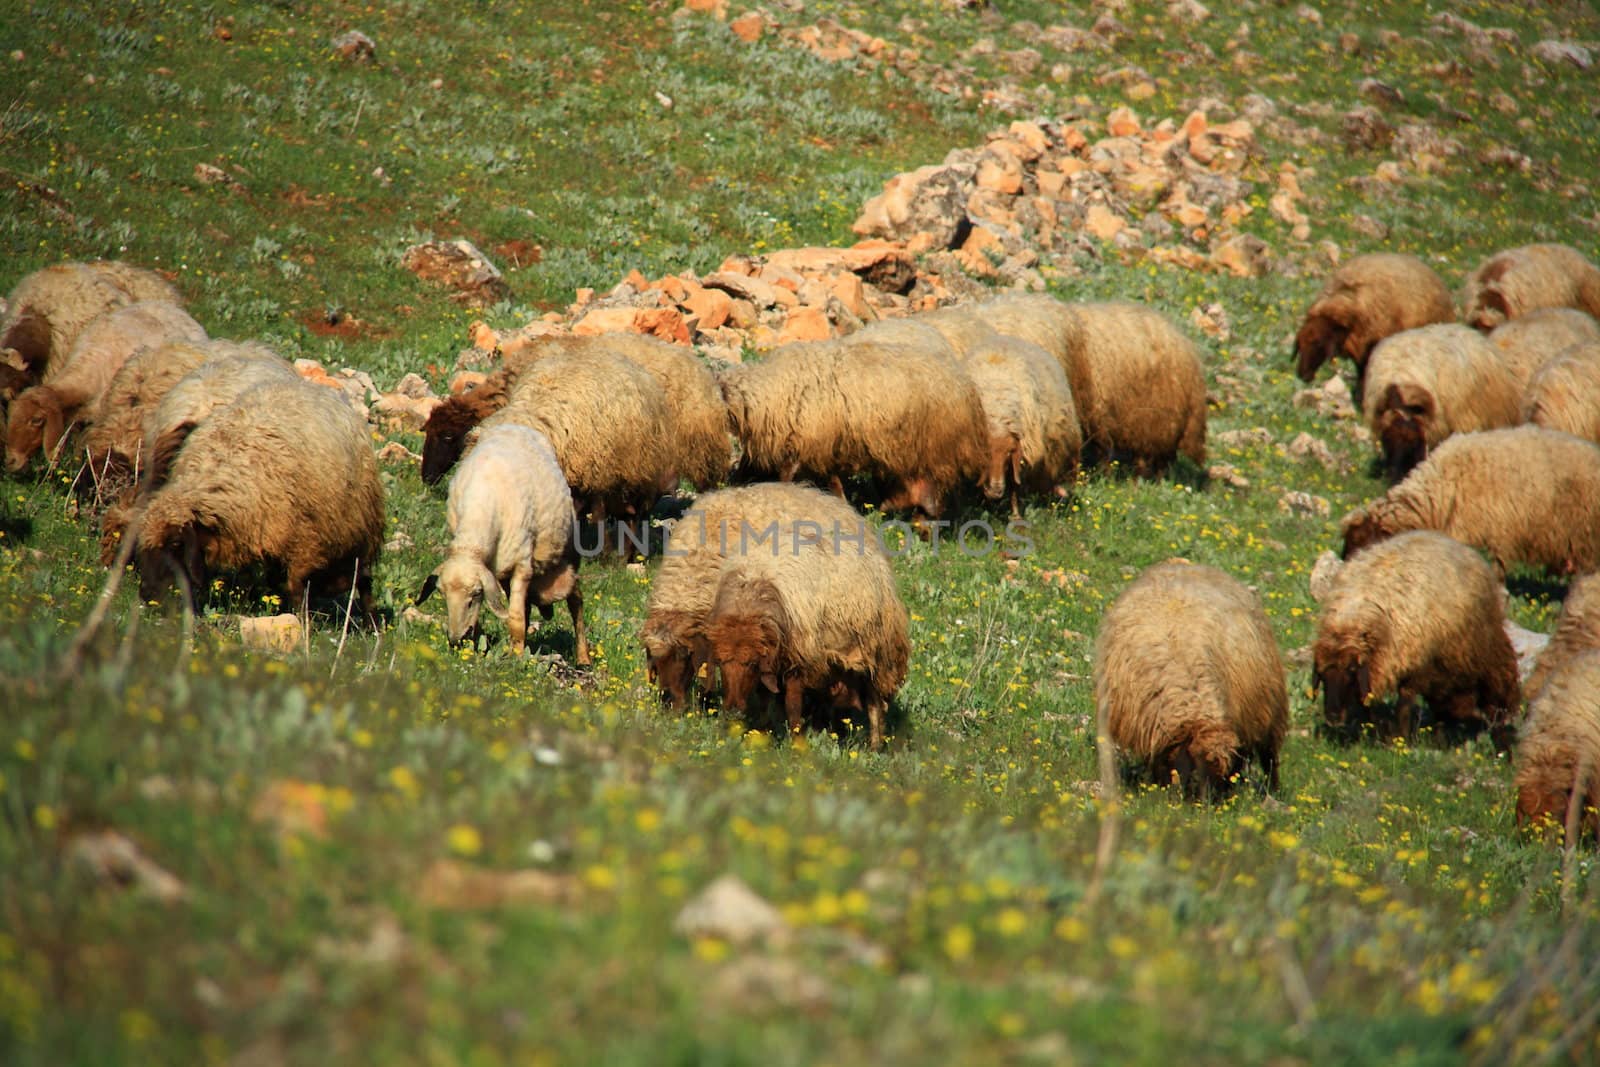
3, 0, 1600, 1063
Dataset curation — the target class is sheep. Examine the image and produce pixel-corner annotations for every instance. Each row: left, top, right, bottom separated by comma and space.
1513, 648, 1600, 840
416, 423, 587, 663
5, 302, 206, 473
841, 317, 959, 362
1487, 307, 1600, 391
1313, 530, 1519, 747
1522, 342, 1600, 446
1054, 301, 1207, 474
423, 332, 729, 491
1360, 323, 1523, 481
1, 260, 180, 398
642, 482, 875, 708
972, 292, 1088, 375
956, 332, 1082, 514
127, 378, 384, 618
474, 348, 676, 526
702, 519, 909, 749
917, 304, 1002, 360
76, 339, 281, 500
1340, 426, 1600, 576
719, 337, 987, 520
1093, 560, 1288, 798
1293, 253, 1455, 398
1462, 242, 1600, 331
1524, 574, 1600, 705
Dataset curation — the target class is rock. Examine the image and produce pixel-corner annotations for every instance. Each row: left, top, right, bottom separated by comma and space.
684, 0, 728, 17
1531, 40, 1592, 70
674, 874, 787, 945
401, 240, 510, 306
572, 306, 691, 343
1168, 0, 1211, 22
1359, 78, 1404, 107
1210, 234, 1271, 277
1214, 427, 1274, 450
68, 831, 187, 903
1207, 463, 1250, 488
1286, 431, 1341, 470
703, 271, 788, 310
1309, 550, 1343, 603
391, 372, 434, 400
765, 241, 917, 295
852, 163, 976, 250
1278, 491, 1331, 519
331, 29, 375, 62
1105, 105, 1141, 137
976, 149, 1024, 195
1506, 619, 1551, 684
194, 162, 233, 186
777, 306, 833, 344
1083, 204, 1126, 240
373, 393, 439, 432
682, 285, 733, 332
729, 11, 765, 42
1190, 301, 1230, 340
241, 613, 305, 655
710, 956, 833, 1013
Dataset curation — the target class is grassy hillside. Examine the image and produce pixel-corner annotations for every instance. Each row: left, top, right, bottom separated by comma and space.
2, 0, 1599, 1063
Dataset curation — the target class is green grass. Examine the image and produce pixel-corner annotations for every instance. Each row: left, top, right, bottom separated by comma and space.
3, 0, 1600, 1063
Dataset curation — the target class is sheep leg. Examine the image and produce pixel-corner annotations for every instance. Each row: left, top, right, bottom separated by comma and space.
507, 566, 532, 657
827, 474, 846, 498
867, 699, 886, 752
784, 675, 805, 741
1392, 690, 1418, 743
566, 581, 589, 666
1258, 744, 1280, 794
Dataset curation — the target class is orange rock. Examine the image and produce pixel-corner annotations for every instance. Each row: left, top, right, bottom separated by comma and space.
1181, 110, 1208, 141
571, 307, 638, 336
633, 307, 692, 344
827, 271, 868, 320
727, 298, 758, 330
469, 321, 499, 351
450, 371, 488, 395
759, 263, 805, 293
976, 150, 1024, 196
1037, 168, 1068, 199
623, 268, 649, 291
1106, 106, 1141, 137
574, 287, 595, 306
682, 286, 733, 332
654, 275, 690, 302
729, 11, 764, 41
685, 0, 728, 18
1084, 204, 1126, 240
1006, 121, 1051, 160
1062, 126, 1089, 153
778, 307, 833, 343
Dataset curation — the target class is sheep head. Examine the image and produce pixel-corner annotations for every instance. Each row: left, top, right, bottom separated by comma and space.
706, 577, 788, 716
420, 385, 505, 486
1294, 308, 1349, 382
1313, 652, 1374, 735
1515, 782, 1573, 838
417, 555, 506, 647
641, 611, 699, 709
134, 518, 211, 607
1375, 384, 1433, 483
1339, 507, 1390, 560
982, 432, 1018, 502
0, 311, 51, 375
1153, 720, 1244, 799
5, 387, 66, 472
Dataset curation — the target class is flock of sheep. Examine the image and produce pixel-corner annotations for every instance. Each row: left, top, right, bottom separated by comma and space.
2, 239, 1599, 841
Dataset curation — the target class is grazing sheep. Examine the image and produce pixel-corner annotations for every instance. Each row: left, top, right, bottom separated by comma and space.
416, 423, 588, 662
970, 293, 1086, 373
958, 333, 1082, 514
720, 337, 987, 519
1094, 560, 1288, 798
1514, 649, 1600, 840
842, 317, 959, 362
76, 339, 281, 498
128, 378, 384, 618
642, 482, 875, 708
5, 302, 206, 472
1522, 342, 1600, 446
918, 304, 1002, 360
424, 333, 729, 491
420, 375, 511, 485
1, 260, 180, 397
1361, 323, 1522, 481
1054, 301, 1207, 474
1487, 307, 1600, 391
1340, 426, 1600, 576
1293, 253, 1455, 398
1462, 243, 1600, 331
702, 520, 909, 749
475, 349, 675, 524
1313, 531, 1519, 746
1524, 574, 1600, 705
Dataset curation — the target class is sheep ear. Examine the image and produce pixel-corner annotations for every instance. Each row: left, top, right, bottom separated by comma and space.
416, 571, 440, 604
760, 671, 781, 694
480, 567, 508, 620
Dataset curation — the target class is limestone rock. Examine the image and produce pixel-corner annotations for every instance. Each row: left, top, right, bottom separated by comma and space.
401, 240, 510, 306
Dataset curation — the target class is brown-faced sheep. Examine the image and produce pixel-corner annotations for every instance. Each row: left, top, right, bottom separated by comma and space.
1094, 560, 1288, 798
1053, 301, 1207, 474
5, 302, 206, 473
475, 349, 675, 524
957, 333, 1082, 514
1523, 342, 1600, 446
422, 332, 729, 491
127, 378, 384, 618
702, 520, 909, 749
1514, 649, 1600, 841
1360, 323, 1522, 481
417, 423, 587, 663
642, 482, 875, 708
1488, 307, 1600, 391
1340, 426, 1600, 576
1293, 253, 1455, 398
719, 337, 987, 519
76, 339, 281, 499
1524, 573, 1600, 705
1314, 531, 1519, 747
1462, 243, 1600, 331
1, 261, 180, 399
